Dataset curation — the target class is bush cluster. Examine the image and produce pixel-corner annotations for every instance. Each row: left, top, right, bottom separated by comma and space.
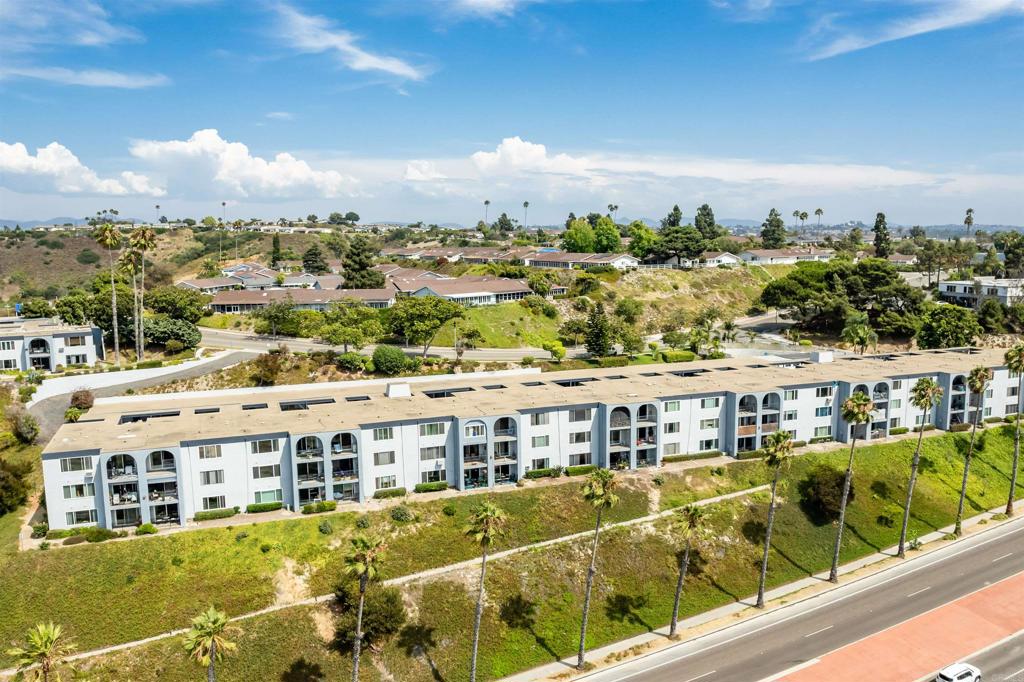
246, 501, 283, 513
524, 467, 557, 479
661, 450, 722, 463
135, 523, 158, 536
390, 506, 414, 522
194, 508, 238, 522
566, 464, 598, 476
413, 481, 448, 493
372, 487, 407, 499
301, 500, 337, 515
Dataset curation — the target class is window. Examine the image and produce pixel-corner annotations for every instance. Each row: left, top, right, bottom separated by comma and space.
0, 359, 14, 369
892, 380, 902, 390
530, 412, 550, 426
531, 457, 550, 470
63, 483, 94, 499
67, 335, 86, 346
67, 354, 87, 365
421, 470, 446, 483
814, 425, 832, 438
700, 397, 720, 409
202, 496, 226, 510
254, 489, 282, 504
890, 417, 901, 428
890, 398, 902, 409
1008, 404, 1019, 416
0, 340, 14, 351
816, 386, 834, 398
699, 438, 719, 451
986, 388, 994, 399
915, 414, 926, 425
569, 431, 591, 444
419, 422, 446, 437
249, 439, 278, 454
663, 422, 680, 434
698, 418, 718, 430
569, 408, 592, 422
664, 400, 680, 412
984, 406, 993, 417
200, 470, 225, 485
815, 406, 832, 417
569, 452, 592, 466
783, 410, 798, 421
252, 464, 281, 479
374, 451, 396, 466
786, 429, 798, 440
664, 443, 680, 456
419, 446, 446, 461
59, 456, 91, 472
373, 427, 394, 441
783, 389, 798, 401
465, 423, 486, 439
198, 444, 222, 459
531, 435, 550, 448
65, 509, 97, 525
375, 475, 397, 490
1009, 386, 1020, 397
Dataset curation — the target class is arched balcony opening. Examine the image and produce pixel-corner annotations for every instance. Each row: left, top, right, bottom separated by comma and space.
296, 435, 324, 459
28, 338, 50, 354
761, 394, 781, 412
147, 450, 175, 473
464, 420, 487, 441
636, 403, 658, 453
331, 433, 357, 456
738, 395, 758, 438
107, 454, 138, 479
494, 417, 517, 439
872, 383, 889, 403
854, 384, 870, 396
610, 407, 631, 430
637, 404, 658, 424
739, 395, 758, 415
952, 375, 967, 393
760, 393, 781, 433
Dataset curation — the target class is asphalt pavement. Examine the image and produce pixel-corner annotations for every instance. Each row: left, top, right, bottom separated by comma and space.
961, 630, 1024, 682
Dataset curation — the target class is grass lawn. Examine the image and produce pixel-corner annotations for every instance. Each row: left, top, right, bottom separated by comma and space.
658, 459, 769, 510
197, 313, 250, 331
431, 302, 562, 349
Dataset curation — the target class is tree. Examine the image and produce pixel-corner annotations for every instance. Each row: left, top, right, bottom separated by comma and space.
321, 300, 383, 352
328, 212, 345, 225
270, 234, 282, 266
372, 345, 409, 376
757, 431, 793, 608
815, 208, 824, 227
145, 316, 202, 349
897, 378, 943, 557
964, 207, 974, 235
345, 211, 360, 224
955, 367, 990, 536
5, 622, 76, 682
760, 209, 787, 249
494, 212, 515, 233
662, 330, 687, 349
613, 297, 643, 324
792, 210, 800, 230
198, 258, 220, 279
93, 222, 122, 367
53, 290, 92, 325
343, 534, 386, 682
182, 607, 237, 682
342, 236, 385, 288
669, 504, 706, 636
146, 286, 211, 324
694, 203, 718, 241
483, 200, 491, 224
454, 324, 482, 362
840, 310, 877, 354
559, 318, 587, 346
465, 503, 508, 682
829, 391, 874, 582
256, 299, 296, 338
584, 303, 613, 357
302, 243, 330, 275
562, 218, 596, 252
800, 211, 809, 226
18, 298, 54, 318
872, 212, 892, 258
916, 304, 983, 349
522, 201, 530, 229
1005, 343, 1024, 516
661, 204, 683, 229
617, 325, 644, 358
306, 214, 318, 223
388, 296, 464, 358
119, 248, 143, 359
593, 216, 621, 253
129, 226, 157, 354
577, 469, 619, 670
0, 457, 32, 515
5, 405, 39, 444
657, 225, 704, 262
542, 340, 566, 363
627, 221, 659, 259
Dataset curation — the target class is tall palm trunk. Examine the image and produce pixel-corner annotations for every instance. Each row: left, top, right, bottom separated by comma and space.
955, 400, 981, 536
756, 466, 781, 608
207, 638, 216, 682
669, 538, 692, 636
577, 507, 604, 670
130, 271, 141, 361
829, 436, 858, 583
898, 407, 929, 557
139, 255, 147, 353
470, 544, 489, 682
1009, 373, 1023, 516
352, 575, 367, 682
108, 247, 121, 368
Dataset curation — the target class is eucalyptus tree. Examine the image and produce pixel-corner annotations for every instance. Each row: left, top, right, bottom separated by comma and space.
757, 431, 793, 608
955, 366, 990, 536
898, 377, 943, 557
829, 391, 874, 582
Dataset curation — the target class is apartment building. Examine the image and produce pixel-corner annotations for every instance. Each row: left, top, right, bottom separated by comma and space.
0, 317, 104, 371
939, 277, 1024, 307
41, 348, 1017, 531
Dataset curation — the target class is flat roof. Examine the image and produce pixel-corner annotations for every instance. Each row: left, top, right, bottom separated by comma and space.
0, 318, 95, 336
42, 347, 1005, 456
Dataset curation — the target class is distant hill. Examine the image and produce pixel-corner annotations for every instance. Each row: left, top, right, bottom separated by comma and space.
0, 217, 90, 229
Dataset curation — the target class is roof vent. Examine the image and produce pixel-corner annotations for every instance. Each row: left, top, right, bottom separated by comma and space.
386, 383, 411, 398
811, 351, 834, 364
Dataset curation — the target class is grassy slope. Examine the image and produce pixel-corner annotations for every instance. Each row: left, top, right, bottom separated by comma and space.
429, 302, 562, 349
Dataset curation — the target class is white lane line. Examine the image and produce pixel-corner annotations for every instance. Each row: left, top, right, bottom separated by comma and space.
683, 672, 716, 682
803, 625, 834, 638
992, 552, 1014, 562
907, 586, 931, 598
1006, 666, 1024, 679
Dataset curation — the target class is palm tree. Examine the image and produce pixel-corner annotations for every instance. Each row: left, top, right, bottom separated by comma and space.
577, 469, 619, 670
829, 391, 874, 582
719, 319, 738, 343
840, 311, 878, 355
608, 203, 619, 222
5, 622, 76, 682
465, 502, 509, 682
799, 211, 809, 227
898, 377, 943, 557
964, 208, 974, 235
1005, 343, 1024, 515
118, 249, 142, 361
183, 607, 237, 682
669, 504, 706, 635
129, 226, 157, 354
93, 222, 123, 368
955, 367, 990, 536
522, 201, 530, 230
815, 208, 824, 227
484, 199, 491, 225
344, 534, 387, 681
756, 431, 793, 608
792, 210, 800, 230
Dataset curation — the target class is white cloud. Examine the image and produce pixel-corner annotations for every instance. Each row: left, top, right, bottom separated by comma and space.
129, 129, 360, 199
446, 0, 542, 18
404, 160, 447, 181
0, 66, 169, 89
265, 111, 294, 120
0, 0, 141, 53
272, 3, 429, 81
0, 140, 164, 197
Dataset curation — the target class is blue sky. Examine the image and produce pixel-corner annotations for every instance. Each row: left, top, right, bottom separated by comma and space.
1, 0, 1022, 226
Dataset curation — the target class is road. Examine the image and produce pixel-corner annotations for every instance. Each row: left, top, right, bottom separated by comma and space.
574, 516, 1024, 682
963, 630, 1024, 682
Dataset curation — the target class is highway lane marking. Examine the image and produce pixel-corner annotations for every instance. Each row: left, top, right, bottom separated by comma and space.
1007, 666, 1024, 679
906, 586, 931, 597
803, 625, 833, 638
683, 672, 716, 682
992, 552, 1014, 562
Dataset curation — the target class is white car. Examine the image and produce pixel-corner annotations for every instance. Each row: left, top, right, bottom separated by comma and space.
935, 663, 981, 682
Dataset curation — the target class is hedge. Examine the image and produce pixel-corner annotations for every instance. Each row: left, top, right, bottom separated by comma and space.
736, 450, 765, 460
985, 416, 1006, 424
194, 508, 238, 522
791, 440, 807, 448
413, 481, 449, 493
524, 467, 557, 479
246, 502, 284, 513
566, 464, 598, 476
597, 356, 629, 368
661, 350, 696, 363
890, 426, 910, 435
134, 359, 164, 369
912, 424, 936, 433
949, 423, 972, 432
661, 450, 722, 463
301, 501, 338, 515
1004, 414, 1019, 423
809, 436, 833, 444
135, 523, 158, 536
373, 487, 407, 499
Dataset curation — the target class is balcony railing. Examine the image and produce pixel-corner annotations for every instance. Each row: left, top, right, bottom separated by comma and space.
148, 489, 178, 502
109, 494, 140, 506
296, 449, 323, 459
761, 423, 779, 433
637, 413, 657, 424
297, 473, 325, 484
332, 469, 358, 481
737, 424, 757, 436
494, 429, 517, 439
609, 441, 630, 450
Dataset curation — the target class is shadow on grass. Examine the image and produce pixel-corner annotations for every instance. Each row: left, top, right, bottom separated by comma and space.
604, 593, 653, 631
500, 594, 561, 663
397, 623, 445, 682
280, 658, 324, 682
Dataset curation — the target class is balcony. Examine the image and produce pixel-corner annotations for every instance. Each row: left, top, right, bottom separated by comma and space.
296, 449, 323, 460
493, 429, 517, 441
147, 465, 176, 480
761, 422, 779, 433
737, 424, 757, 436
147, 485, 178, 503
109, 488, 140, 507
609, 439, 630, 451
331, 467, 358, 482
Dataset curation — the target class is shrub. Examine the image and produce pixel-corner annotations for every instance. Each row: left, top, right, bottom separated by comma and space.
356, 514, 371, 529
799, 464, 854, 525
949, 423, 971, 432
63, 407, 83, 423
63, 535, 87, 546
135, 359, 163, 369
84, 527, 122, 543
144, 316, 201, 349
171, 556, 184, 566
442, 503, 457, 517
260, 543, 273, 553
135, 523, 158, 536
413, 481, 448, 493
1005, 414, 1019, 423
798, 339, 813, 347
235, 531, 249, 542
5, 405, 39, 443
76, 248, 100, 265
737, 449, 766, 460
39, 541, 50, 550
31, 523, 49, 539
70, 389, 95, 409
334, 583, 407, 652
520, 356, 535, 367
652, 474, 665, 486
791, 440, 808, 448
0, 457, 32, 514
336, 352, 365, 373
390, 506, 414, 522
301, 500, 338, 515
661, 451, 722, 463
246, 501, 283, 513
524, 467, 556, 479
809, 436, 833, 444
661, 350, 696, 363
597, 356, 629, 368
194, 508, 238, 522
985, 416, 1005, 424
372, 345, 409, 376
566, 464, 598, 476
373, 487, 407, 499
890, 427, 910, 435
912, 424, 936, 433
318, 520, 333, 535
164, 339, 185, 354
